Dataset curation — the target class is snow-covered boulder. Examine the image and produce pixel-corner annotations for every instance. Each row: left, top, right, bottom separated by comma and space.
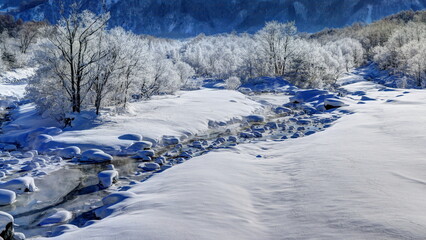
80, 149, 113, 163
33, 134, 53, 150
251, 131, 261, 138
1, 177, 37, 193
102, 192, 137, 206
20, 162, 40, 171
58, 146, 81, 159
302, 105, 318, 115
125, 141, 152, 155
118, 134, 143, 141
305, 130, 316, 136
162, 136, 180, 146
274, 106, 293, 115
139, 162, 160, 171
240, 132, 255, 138
13, 232, 26, 240
291, 132, 304, 139
179, 151, 192, 159
190, 141, 204, 149
0, 211, 14, 240
251, 125, 265, 133
265, 122, 278, 129
22, 151, 34, 158
43, 127, 62, 136
290, 89, 329, 103
296, 119, 312, 125
39, 209, 72, 227
228, 136, 238, 142
154, 157, 166, 165
98, 169, 119, 188
48, 224, 78, 237
134, 150, 155, 161
245, 115, 265, 123
324, 98, 348, 110
95, 192, 137, 219
0, 189, 16, 206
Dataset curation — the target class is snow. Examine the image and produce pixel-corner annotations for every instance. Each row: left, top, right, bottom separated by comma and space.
57, 146, 81, 159
1, 89, 261, 154
98, 169, 119, 188
245, 115, 265, 123
49, 78, 426, 239
118, 134, 143, 141
80, 149, 113, 163
124, 141, 153, 155
39, 210, 73, 227
0, 68, 35, 98
0, 177, 37, 194
133, 150, 155, 161
324, 98, 348, 109
138, 162, 160, 171
0, 211, 13, 232
0, 189, 16, 206
47, 224, 78, 237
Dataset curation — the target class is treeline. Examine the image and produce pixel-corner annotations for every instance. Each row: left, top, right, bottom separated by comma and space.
0, 7, 425, 123
0, 14, 46, 70
311, 10, 426, 87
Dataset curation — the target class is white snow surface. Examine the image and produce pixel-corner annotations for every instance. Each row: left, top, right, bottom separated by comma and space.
46, 80, 426, 239
2, 89, 262, 153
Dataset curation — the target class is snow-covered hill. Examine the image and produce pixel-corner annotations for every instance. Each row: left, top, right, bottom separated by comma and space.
1, 0, 425, 37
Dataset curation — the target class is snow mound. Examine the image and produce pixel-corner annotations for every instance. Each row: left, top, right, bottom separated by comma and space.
39, 210, 73, 227
245, 115, 265, 123
139, 162, 160, 171
0, 189, 16, 206
134, 150, 155, 161
0, 211, 13, 235
124, 141, 153, 155
57, 146, 81, 159
95, 192, 138, 219
290, 89, 329, 103
98, 170, 119, 188
102, 192, 137, 206
80, 149, 113, 163
48, 224, 78, 237
324, 98, 348, 109
239, 77, 296, 93
162, 136, 180, 146
0, 177, 37, 193
118, 134, 142, 141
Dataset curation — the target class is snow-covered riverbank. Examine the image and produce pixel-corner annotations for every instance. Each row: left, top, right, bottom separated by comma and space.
0, 89, 263, 153
45, 77, 426, 240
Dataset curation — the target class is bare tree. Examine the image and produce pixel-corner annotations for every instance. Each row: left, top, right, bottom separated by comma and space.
47, 3, 110, 113
18, 21, 45, 54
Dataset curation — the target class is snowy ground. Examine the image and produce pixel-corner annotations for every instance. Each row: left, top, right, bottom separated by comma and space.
44, 72, 426, 239
1, 66, 425, 239
1, 89, 262, 153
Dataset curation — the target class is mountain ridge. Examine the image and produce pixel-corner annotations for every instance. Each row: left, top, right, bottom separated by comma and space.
0, 0, 425, 37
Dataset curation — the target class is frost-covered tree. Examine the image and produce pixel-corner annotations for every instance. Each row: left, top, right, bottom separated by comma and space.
175, 61, 195, 89
256, 21, 297, 76
45, 6, 110, 113
225, 76, 241, 90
